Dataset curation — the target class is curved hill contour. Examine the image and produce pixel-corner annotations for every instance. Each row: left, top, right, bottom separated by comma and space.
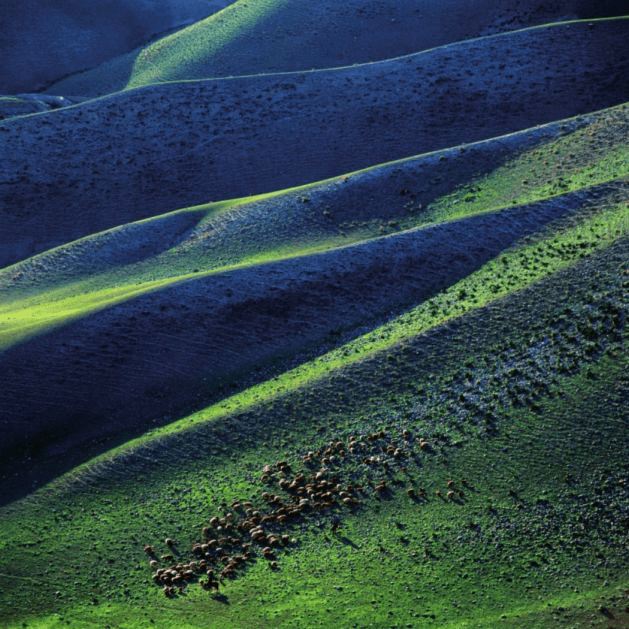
0, 0, 230, 94
45, 0, 627, 97
1, 18, 628, 268
0, 3, 628, 629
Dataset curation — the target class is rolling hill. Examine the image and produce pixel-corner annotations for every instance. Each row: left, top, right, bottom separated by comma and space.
0, 1, 627, 628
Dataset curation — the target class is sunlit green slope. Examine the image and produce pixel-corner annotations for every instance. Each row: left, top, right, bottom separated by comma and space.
0, 225, 626, 628
45, 4, 627, 98
1, 100, 627, 482
1, 5, 628, 626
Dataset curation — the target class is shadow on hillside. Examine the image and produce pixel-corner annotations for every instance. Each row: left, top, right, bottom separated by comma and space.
577, 0, 629, 18
1, 179, 627, 508
337, 535, 359, 549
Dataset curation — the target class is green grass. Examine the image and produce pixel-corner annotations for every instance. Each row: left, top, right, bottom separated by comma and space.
1, 328, 627, 628
44, 197, 623, 459
2, 98, 627, 354
2, 67, 629, 629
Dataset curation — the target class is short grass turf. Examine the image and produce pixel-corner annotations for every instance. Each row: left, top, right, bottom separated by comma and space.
43, 2, 629, 98
0, 228, 626, 627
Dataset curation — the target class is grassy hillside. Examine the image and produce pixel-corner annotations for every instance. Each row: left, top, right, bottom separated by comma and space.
1, 2, 628, 628
43, 0, 627, 97
0, 0, 223, 93
2, 18, 629, 269
0, 225, 627, 628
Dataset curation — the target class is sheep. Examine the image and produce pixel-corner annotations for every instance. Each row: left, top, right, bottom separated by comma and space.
143, 545, 155, 555
447, 490, 456, 500
447, 480, 456, 489
165, 538, 174, 547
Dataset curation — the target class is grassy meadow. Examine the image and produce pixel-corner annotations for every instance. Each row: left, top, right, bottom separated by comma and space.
0, 1, 628, 627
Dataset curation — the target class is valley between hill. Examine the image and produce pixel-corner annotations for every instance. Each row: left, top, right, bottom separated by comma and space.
0, 2, 627, 628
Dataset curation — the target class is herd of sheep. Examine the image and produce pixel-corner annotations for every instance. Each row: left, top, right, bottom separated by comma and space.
144, 428, 470, 597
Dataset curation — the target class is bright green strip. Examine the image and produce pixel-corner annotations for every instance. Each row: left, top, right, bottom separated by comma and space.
0, 231, 360, 350
428, 133, 629, 224
127, 0, 282, 90
91, 201, 629, 457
